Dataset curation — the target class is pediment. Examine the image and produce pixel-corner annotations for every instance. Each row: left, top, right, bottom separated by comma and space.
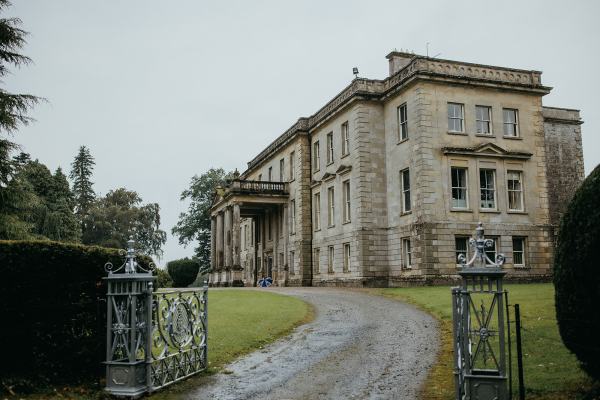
442, 143, 532, 160
335, 164, 352, 175
321, 172, 336, 182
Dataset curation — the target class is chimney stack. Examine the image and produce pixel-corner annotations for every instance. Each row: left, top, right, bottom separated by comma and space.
386, 51, 417, 76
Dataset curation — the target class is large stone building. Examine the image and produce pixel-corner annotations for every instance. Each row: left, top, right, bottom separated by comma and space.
209, 51, 584, 287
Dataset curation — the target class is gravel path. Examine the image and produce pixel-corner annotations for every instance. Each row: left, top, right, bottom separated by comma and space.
184, 287, 439, 400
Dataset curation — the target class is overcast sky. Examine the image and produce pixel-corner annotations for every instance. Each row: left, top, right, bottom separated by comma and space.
5, 0, 599, 264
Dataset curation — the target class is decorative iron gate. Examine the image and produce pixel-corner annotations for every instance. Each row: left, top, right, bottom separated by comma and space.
453, 223, 509, 400
104, 240, 208, 397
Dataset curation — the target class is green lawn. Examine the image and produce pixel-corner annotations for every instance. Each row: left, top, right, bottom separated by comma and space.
375, 283, 593, 400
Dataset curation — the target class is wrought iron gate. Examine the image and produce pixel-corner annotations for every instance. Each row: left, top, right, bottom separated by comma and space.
104, 240, 208, 397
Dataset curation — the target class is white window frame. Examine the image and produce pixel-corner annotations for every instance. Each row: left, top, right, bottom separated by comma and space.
279, 158, 284, 182
313, 141, 320, 172
398, 103, 408, 141
451, 167, 469, 209
327, 186, 335, 227
343, 180, 351, 223
448, 103, 465, 133
313, 192, 321, 231
507, 170, 524, 211
341, 121, 350, 156
512, 237, 526, 268
475, 105, 492, 135
401, 168, 411, 213
343, 243, 350, 273
328, 245, 334, 273
479, 169, 497, 210
326, 132, 334, 164
503, 108, 519, 137
455, 236, 470, 266
402, 238, 412, 269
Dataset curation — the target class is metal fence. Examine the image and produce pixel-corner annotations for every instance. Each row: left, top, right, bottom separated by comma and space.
104, 240, 208, 397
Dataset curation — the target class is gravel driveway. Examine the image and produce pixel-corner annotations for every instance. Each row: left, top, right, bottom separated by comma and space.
184, 287, 439, 400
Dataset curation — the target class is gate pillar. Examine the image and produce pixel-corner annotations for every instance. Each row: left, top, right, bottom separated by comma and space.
104, 239, 155, 397
453, 223, 509, 400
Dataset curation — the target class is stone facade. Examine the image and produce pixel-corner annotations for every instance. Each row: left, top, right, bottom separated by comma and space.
209, 51, 584, 287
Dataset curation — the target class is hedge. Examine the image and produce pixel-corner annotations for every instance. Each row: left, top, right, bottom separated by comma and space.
167, 258, 200, 287
554, 164, 600, 381
0, 240, 154, 389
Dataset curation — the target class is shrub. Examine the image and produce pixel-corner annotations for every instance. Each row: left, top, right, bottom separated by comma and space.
554, 164, 600, 381
0, 240, 154, 388
155, 267, 173, 288
167, 258, 200, 287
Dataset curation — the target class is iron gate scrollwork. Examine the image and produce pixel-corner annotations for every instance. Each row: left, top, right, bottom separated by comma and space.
104, 240, 208, 397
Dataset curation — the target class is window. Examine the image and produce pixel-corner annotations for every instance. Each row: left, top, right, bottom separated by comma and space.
314, 193, 321, 231
451, 167, 468, 209
401, 168, 411, 212
290, 151, 295, 180
343, 180, 351, 223
479, 169, 496, 209
313, 141, 320, 171
279, 158, 284, 182
326, 132, 334, 164
507, 171, 524, 211
512, 237, 526, 267
258, 174, 262, 181
343, 243, 350, 272
448, 103, 464, 132
398, 103, 408, 141
314, 248, 320, 274
290, 199, 296, 234
328, 246, 334, 273
289, 251, 295, 275
268, 166, 272, 181
503, 108, 519, 137
327, 187, 335, 227
485, 237, 498, 263
341, 122, 350, 156
402, 238, 412, 269
475, 105, 492, 134
455, 236, 470, 265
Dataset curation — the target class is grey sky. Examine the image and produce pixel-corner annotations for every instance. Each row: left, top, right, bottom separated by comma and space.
5, 0, 599, 264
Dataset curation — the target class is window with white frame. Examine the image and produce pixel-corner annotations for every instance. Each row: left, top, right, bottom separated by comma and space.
401, 168, 411, 213
328, 245, 334, 273
343, 243, 350, 273
290, 151, 295, 180
279, 158, 284, 182
512, 237, 526, 267
314, 192, 321, 230
313, 141, 320, 171
507, 170, 524, 211
290, 199, 296, 235
326, 132, 334, 164
289, 251, 295, 275
327, 186, 335, 227
268, 166, 272, 181
314, 248, 320, 274
343, 180, 351, 223
484, 237, 498, 263
479, 169, 496, 209
503, 108, 519, 137
451, 167, 468, 209
402, 238, 412, 269
455, 236, 470, 265
398, 103, 408, 141
448, 103, 464, 132
476, 105, 492, 134
341, 122, 350, 156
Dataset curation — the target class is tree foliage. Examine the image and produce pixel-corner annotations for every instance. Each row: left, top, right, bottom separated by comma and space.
69, 145, 96, 221
82, 188, 167, 257
167, 257, 200, 287
0, 0, 40, 136
172, 168, 234, 269
554, 164, 600, 381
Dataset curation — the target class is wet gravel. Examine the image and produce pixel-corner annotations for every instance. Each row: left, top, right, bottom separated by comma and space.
184, 287, 439, 400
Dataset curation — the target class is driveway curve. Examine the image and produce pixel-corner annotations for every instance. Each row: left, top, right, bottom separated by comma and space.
185, 287, 439, 400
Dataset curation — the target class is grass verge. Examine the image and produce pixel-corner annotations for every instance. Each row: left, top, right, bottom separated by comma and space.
373, 283, 596, 400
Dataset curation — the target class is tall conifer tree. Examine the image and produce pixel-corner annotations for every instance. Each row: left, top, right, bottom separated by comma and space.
69, 145, 96, 221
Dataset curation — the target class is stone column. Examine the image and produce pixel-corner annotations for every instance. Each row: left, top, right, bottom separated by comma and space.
210, 216, 216, 269
273, 205, 279, 283
224, 206, 231, 268
232, 203, 241, 268
216, 212, 224, 268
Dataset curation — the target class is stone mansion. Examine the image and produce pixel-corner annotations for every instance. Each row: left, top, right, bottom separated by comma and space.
209, 51, 584, 287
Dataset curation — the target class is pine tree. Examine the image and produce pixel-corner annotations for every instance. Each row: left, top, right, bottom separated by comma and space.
69, 145, 96, 221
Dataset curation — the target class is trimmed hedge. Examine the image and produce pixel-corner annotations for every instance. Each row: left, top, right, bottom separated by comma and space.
554, 164, 600, 381
167, 258, 200, 287
0, 240, 154, 388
